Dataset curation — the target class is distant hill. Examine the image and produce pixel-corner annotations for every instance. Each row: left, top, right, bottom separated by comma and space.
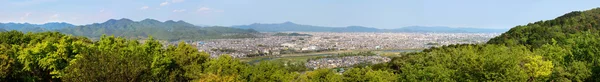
0, 18, 258, 41
232, 22, 507, 33
0, 22, 75, 32
58, 18, 259, 41
0, 28, 5, 32
232, 22, 379, 32
387, 26, 507, 33
272, 32, 312, 36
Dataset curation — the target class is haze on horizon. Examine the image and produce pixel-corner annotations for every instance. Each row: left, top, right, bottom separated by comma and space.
1, 0, 599, 29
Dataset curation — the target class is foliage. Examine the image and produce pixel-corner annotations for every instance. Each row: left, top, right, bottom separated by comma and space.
244, 61, 299, 82
297, 69, 343, 82
343, 67, 397, 82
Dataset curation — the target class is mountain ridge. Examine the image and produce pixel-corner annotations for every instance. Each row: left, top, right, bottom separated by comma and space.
0, 22, 75, 32
1, 18, 258, 41
59, 18, 258, 41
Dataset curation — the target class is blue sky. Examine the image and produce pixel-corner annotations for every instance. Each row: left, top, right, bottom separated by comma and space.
1, 0, 599, 29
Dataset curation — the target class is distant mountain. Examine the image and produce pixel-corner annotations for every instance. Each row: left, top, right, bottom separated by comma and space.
59, 18, 258, 41
0, 28, 5, 32
234, 22, 339, 32
387, 26, 508, 33
232, 22, 507, 33
0, 18, 258, 41
0, 22, 75, 32
232, 22, 379, 32
272, 32, 312, 36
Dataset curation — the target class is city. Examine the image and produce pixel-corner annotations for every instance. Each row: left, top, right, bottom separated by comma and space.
193, 32, 500, 58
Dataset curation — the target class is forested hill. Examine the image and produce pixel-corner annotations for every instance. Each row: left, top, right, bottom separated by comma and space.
0, 22, 75, 32
488, 8, 600, 47
232, 22, 507, 33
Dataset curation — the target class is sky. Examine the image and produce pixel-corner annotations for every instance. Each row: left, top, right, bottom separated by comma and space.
1, 0, 600, 29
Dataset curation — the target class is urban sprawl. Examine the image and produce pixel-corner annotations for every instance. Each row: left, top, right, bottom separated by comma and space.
172, 32, 500, 69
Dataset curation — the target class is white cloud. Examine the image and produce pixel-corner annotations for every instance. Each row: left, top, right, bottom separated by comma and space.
172, 9, 186, 12
140, 6, 149, 10
160, 1, 169, 6
195, 7, 224, 14
20, 13, 31, 20
215, 10, 225, 13
46, 14, 64, 23
50, 14, 59, 19
197, 7, 211, 12
172, 0, 185, 3
100, 9, 105, 12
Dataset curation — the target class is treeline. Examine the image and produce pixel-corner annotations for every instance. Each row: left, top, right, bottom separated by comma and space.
0, 30, 397, 82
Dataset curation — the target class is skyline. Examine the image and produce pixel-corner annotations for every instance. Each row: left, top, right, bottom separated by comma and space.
1, 0, 600, 29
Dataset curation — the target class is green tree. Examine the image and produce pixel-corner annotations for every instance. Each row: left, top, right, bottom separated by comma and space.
245, 61, 298, 82
298, 69, 343, 82
522, 55, 554, 81
201, 55, 246, 80
151, 41, 210, 81
343, 67, 397, 82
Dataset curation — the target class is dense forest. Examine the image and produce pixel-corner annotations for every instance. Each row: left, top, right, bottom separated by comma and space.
2, 8, 600, 81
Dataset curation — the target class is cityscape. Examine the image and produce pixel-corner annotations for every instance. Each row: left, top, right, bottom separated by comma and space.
193, 32, 499, 58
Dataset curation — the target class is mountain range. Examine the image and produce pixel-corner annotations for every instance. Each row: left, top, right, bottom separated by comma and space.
0, 19, 259, 41
0, 22, 75, 32
232, 22, 508, 33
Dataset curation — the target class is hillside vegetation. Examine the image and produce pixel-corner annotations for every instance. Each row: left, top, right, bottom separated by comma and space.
488, 8, 600, 48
